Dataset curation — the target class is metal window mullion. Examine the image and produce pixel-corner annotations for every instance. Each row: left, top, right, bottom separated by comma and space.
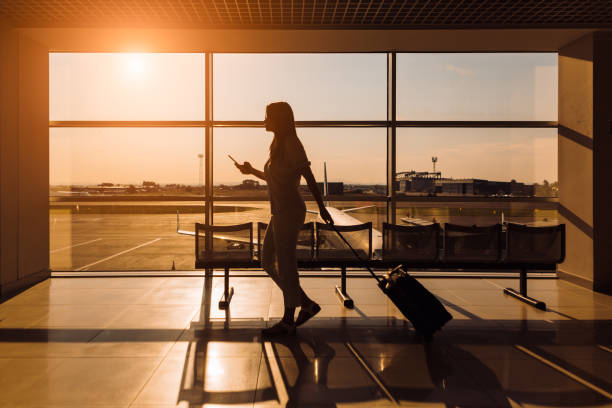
48, 121, 210, 127
211, 120, 388, 127
47, 121, 558, 129
387, 52, 397, 225
396, 120, 558, 128
205, 53, 214, 233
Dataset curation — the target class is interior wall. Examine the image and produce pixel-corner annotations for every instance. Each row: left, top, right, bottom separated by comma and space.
18, 33, 49, 281
0, 25, 50, 298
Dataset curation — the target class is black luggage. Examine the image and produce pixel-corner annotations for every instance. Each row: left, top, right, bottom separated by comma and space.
379, 265, 453, 340
330, 224, 453, 341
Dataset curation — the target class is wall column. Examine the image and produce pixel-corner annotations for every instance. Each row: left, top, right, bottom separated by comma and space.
558, 32, 612, 293
0, 25, 50, 298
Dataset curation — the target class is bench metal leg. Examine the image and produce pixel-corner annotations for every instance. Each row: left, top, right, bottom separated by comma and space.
335, 266, 354, 309
219, 267, 234, 310
503, 268, 547, 311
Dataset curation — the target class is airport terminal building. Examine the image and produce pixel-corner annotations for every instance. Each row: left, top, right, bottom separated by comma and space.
1, 1, 612, 406
396, 171, 537, 196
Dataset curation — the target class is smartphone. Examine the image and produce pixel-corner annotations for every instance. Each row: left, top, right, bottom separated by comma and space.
228, 155, 239, 165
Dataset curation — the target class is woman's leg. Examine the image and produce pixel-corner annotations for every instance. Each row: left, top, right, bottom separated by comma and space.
271, 210, 306, 309
261, 217, 282, 288
262, 211, 315, 331
262, 216, 299, 325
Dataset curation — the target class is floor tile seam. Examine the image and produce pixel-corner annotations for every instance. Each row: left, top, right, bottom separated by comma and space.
440, 291, 473, 306
514, 344, 612, 400
8, 302, 203, 307
0, 353, 173, 359
48, 279, 169, 290
252, 341, 267, 407
21, 312, 53, 329
545, 308, 609, 323
560, 279, 605, 294
126, 339, 179, 408
1, 355, 166, 359
592, 300, 612, 310
524, 344, 612, 366
0, 356, 76, 362
99, 284, 182, 329
483, 278, 508, 291
123, 303, 213, 306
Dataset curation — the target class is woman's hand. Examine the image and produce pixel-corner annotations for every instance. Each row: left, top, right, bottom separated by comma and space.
320, 207, 334, 225
235, 161, 254, 175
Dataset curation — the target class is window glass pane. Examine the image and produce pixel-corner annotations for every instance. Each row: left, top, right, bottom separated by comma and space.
50, 53, 205, 120
396, 202, 559, 227
213, 54, 387, 120
49, 128, 204, 271
397, 53, 558, 121
214, 128, 270, 200
214, 127, 387, 200
396, 128, 558, 197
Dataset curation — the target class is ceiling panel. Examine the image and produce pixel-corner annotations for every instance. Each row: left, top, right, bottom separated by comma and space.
1, 0, 611, 29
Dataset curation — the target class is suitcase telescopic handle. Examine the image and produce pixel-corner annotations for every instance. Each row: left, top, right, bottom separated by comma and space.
328, 223, 382, 284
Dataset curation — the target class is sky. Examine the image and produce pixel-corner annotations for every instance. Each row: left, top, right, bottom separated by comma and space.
49, 52, 558, 186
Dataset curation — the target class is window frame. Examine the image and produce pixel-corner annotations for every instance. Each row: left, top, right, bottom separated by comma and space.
49, 51, 559, 267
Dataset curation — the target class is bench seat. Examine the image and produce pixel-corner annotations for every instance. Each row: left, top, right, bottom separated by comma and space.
195, 221, 565, 312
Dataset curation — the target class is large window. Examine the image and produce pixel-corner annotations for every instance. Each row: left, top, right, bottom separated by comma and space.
49, 52, 558, 272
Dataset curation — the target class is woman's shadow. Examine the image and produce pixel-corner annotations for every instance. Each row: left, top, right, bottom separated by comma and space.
262, 334, 512, 408
261, 332, 379, 407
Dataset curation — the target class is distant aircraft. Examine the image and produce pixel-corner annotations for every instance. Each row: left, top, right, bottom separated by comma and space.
177, 162, 383, 258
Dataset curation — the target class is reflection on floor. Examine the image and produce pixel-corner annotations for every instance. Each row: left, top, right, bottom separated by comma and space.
0, 275, 611, 407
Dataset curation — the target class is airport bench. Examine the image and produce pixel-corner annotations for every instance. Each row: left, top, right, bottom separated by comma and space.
194, 221, 565, 313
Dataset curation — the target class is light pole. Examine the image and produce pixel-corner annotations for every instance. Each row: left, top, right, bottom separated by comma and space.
197, 154, 204, 186
432, 156, 438, 173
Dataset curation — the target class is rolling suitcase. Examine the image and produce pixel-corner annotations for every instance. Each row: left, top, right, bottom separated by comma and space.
330, 224, 453, 341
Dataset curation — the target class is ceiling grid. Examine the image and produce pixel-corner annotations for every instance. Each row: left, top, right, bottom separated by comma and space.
0, 0, 610, 28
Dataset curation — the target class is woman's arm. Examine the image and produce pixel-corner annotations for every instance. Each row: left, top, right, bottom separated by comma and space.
302, 167, 334, 225
235, 162, 266, 181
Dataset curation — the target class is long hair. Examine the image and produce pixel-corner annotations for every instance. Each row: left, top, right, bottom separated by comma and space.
267, 102, 302, 162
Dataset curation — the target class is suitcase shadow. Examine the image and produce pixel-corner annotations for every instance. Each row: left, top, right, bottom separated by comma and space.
424, 342, 513, 408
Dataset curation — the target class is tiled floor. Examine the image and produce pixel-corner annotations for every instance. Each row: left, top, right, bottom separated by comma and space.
0, 274, 611, 407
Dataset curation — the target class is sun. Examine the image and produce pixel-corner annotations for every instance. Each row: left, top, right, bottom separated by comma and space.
125, 53, 146, 77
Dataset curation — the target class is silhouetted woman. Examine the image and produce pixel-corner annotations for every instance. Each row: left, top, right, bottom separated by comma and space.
235, 102, 333, 336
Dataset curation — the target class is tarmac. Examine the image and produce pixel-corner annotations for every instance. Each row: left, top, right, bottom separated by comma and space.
49, 201, 557, 272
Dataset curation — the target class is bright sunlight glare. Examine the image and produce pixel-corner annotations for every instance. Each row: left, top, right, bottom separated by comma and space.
125, 53, 146, 77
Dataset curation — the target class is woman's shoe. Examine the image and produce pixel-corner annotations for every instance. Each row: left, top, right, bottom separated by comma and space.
262, 320, 296, 336
295, 303, 321, 327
